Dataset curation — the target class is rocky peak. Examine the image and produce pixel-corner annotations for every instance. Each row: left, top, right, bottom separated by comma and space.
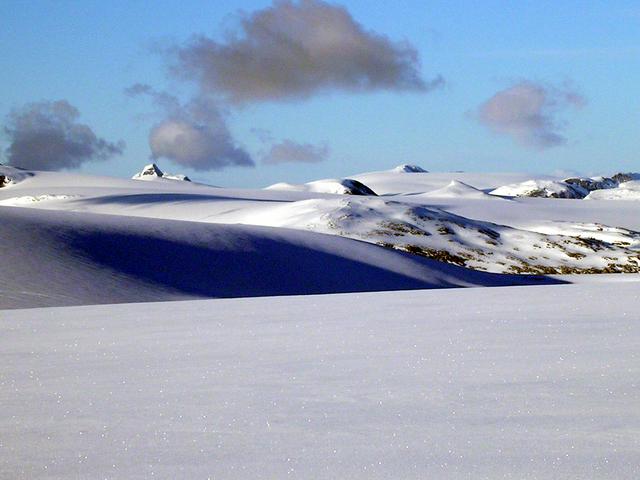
136, 163, 164, 178
132, 163, 191, 182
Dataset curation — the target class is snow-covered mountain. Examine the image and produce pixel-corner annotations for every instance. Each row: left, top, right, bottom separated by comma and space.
132, 163, 191, 182
586, 180, 640, 201
490, 179, 588, 199
1, 165, 639, 279
490, 172, 640, 199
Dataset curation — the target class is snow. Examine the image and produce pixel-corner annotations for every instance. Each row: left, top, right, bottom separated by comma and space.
352, 168, 554, 196
490, 179, 587, 199
412, 180, 498, 200
2, 164, 640, 478
0, 165, 35, 187
586, 181, 640, 201
564, 175, 618, 192
220, 196, 640, 274
2, 279, 640, 479
132, 163, 191, 182
612, 172, 640, 183
0, 193, 78, 205
266, 178, 377, 195
392, 163, 428, 173
0, 206, 556, 310
1, 167, 639, 275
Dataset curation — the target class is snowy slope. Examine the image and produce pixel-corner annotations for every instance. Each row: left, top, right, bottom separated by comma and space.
490, 179, 587, 199
2, 280, 640, 479
352, 166, 554, 195
586, 181, 640, 201
412, 180, 499, 200
2, 165, 640, 275
265, 178, 378, 195
0, 207, 558, 309
9, 190, 640, 274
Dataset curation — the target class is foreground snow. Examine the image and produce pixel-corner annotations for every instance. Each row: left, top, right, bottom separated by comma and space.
2, 279, 640, 479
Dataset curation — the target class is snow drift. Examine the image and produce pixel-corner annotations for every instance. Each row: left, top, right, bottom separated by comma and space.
416, 180, 497, 199
490, 179, 587, 199
0, 207, 559, 309
586, 181, 640, 201
393, 164, 428, 173
266, 178, 377, 195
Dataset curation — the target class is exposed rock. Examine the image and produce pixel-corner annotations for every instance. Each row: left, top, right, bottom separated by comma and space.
132, 163, 191, 182
564, 176, 617, 192
266, 178, 377, 195
491, 180, 588, 199
612, 172, 640, 184
0, 166, 34, 187
529, 186, 586, 199
132, 163, 164, 179
340, 179, 378, 196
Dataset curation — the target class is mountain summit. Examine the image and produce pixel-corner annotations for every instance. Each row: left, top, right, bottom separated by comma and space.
132, 163, 191, 182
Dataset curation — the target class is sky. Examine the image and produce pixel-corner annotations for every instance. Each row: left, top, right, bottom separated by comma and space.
1, 0, 638, 188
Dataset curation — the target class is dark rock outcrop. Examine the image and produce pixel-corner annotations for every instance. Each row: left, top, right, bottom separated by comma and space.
564, 176, 617, 192
341, 179, 378, 196
612, 172, 640, 184
132, 163, 191, 182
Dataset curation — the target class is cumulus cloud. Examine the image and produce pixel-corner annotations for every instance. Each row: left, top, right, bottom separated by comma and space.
3, 100, 124, 170
262, 139, 329, 165
170, 0, 441, 103
126, 84, 254, 170
477, 81, 586, 149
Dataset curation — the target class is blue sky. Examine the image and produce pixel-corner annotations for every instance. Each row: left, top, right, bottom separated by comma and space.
1, 0, 638, 187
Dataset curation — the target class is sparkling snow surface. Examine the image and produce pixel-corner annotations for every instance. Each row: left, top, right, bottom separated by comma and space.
2, 164, 640, 478
2, 280, 640, 479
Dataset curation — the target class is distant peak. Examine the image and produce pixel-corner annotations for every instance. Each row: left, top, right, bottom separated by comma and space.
393, 164, 428, 173
140, 163, 164, 177
132, 163, 191, 182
